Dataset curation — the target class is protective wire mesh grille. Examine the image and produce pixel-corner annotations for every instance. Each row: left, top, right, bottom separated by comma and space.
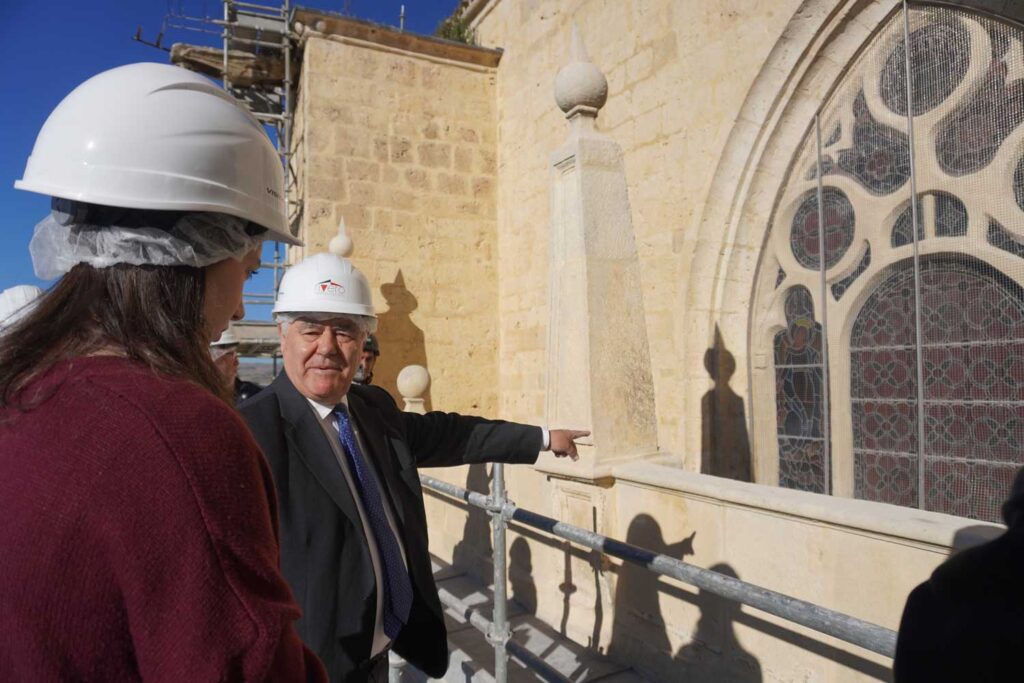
762, 4, 1024, 522
775, 286, 828, 493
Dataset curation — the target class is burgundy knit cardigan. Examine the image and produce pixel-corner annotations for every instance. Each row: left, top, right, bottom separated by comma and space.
0, 356, 326, 681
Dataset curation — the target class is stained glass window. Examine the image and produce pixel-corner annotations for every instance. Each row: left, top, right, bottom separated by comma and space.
831, 245, 871, 300
789, 188, 855, 270
851, 259, 1024, 521
988, 219, 1024, 259
891, 201, 924, 248
891, 192, 968, 247
936, 29, 1024, 176
933, 193, 968, 237
831, 91, 911, 195
774, 287, 828, 493
1014, 156, 1024, 210
880, 19, 969, 116
759, 5, 1024, 522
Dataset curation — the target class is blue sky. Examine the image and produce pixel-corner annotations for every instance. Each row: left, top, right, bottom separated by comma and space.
0, 0, 457, 319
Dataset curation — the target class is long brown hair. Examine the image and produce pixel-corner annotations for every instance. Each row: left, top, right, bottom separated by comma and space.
0, 262, 232, 407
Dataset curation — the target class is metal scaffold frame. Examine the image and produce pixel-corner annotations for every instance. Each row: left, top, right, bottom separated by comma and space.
138, 0, 300, 365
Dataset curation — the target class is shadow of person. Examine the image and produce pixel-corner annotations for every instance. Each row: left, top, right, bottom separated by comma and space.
509, 537, 537, 615
374, 269, 431, 410
701, 325, 753, 482
675, 563, 762, 682
608, 514, 696, 673
452, 464, 493, 583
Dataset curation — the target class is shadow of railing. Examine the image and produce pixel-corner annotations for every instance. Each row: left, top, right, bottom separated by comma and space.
422, 470, 896, 683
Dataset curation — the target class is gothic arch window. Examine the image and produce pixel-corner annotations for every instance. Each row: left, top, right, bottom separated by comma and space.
754, 4, 1024, 522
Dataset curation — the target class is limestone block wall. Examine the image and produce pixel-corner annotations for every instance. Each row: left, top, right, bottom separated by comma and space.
294, 29, 500, 414
471, 0, 805, 462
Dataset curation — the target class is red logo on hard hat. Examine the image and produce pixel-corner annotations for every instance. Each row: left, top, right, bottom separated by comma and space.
316, 279, 346, 295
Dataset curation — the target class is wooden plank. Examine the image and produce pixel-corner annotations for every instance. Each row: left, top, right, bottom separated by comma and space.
294, 9, 502, 68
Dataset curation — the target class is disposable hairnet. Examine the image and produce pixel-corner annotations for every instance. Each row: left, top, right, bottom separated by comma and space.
29, 207, 266, 280
275, 311, 378, 335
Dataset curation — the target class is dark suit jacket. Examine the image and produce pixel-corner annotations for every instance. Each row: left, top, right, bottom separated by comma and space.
894, 520, 1024, 682
240, 373, 542, 682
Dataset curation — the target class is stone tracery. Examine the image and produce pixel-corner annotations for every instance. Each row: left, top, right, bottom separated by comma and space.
762, 6, 1024, 521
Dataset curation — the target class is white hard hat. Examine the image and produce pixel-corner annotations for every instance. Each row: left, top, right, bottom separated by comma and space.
15, 62, 299, 246
0, 285, 43, 330
273, 253, 376, 318
211, 325, 239, 347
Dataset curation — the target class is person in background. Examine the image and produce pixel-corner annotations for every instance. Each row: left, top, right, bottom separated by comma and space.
0, 63, 326, 682
240, 251, 588, 681
0, 284, 42, 332
894, 466, 1024, 682
353, 333, 379, 385
211, 324, 264, 403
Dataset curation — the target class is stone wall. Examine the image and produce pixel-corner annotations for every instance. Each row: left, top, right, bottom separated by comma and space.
472, 0, 805, 462
293, 24, 500, 414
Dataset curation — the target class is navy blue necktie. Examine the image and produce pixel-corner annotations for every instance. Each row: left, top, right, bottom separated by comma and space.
334, 405, 413, 640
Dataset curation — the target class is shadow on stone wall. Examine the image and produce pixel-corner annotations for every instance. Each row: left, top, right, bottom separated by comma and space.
607, 514, 695, 675
427, 481, 894, 681
559, 539, 577, 636
452, 464, 493, 582
634, 562, 893, 681
674, 563, 762, 682
509, 537, 537, 615
374, 269, 431, 410
701, 325, 753, 482
554, 506, 610, 647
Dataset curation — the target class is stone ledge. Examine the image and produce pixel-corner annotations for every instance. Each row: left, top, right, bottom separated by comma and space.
612, 462, 1004, 551
294, 8, 502, 68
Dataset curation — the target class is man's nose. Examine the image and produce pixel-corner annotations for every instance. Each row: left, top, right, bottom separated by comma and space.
315, 327, 341, 356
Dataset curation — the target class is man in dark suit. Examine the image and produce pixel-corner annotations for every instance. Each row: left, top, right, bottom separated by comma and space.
241, 252, 585, 681
893, 467, 1024, 682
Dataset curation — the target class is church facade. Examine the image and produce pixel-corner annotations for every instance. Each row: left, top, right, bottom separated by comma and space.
289, 1, 1024, 678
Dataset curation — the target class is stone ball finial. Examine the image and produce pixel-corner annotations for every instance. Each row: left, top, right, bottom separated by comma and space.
554, 23, 608, 117
397, 364, 430, 398
398, 364, 430, 413
329, 216, 354, 257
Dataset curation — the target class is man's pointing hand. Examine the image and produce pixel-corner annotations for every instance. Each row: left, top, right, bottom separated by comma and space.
549, 430, 591, 461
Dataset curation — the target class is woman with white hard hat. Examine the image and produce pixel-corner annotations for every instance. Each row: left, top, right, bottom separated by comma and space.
0, 63, 325, 681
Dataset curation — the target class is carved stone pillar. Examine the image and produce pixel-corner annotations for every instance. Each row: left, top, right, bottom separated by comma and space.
539, 26, 659, 481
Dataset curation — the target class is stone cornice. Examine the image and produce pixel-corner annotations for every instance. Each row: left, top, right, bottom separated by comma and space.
293, 7, 502, 68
